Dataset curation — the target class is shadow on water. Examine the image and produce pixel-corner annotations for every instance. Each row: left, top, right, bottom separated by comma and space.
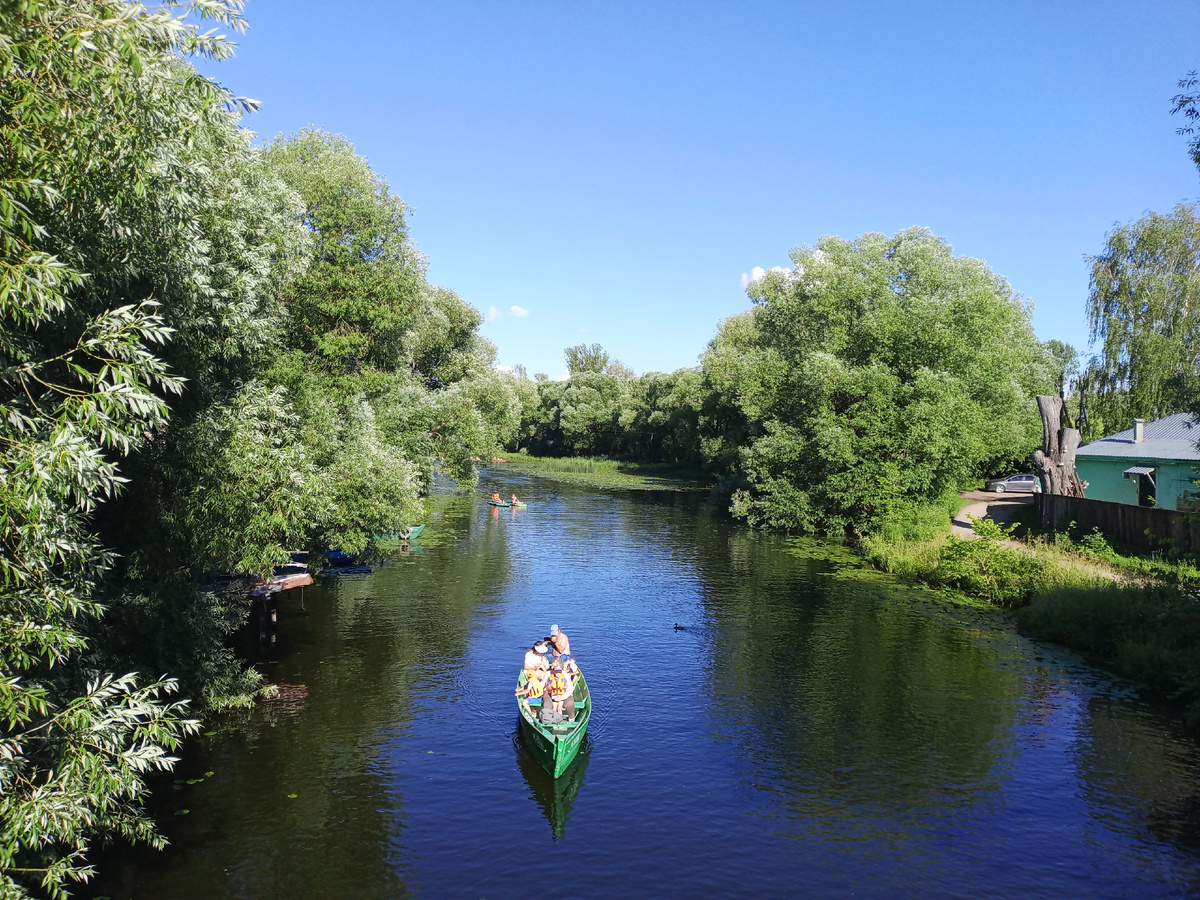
513, 730, 592, 840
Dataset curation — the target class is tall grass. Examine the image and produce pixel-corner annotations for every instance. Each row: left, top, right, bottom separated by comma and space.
1017, 581, 1200, 718
499, 454, 711, 491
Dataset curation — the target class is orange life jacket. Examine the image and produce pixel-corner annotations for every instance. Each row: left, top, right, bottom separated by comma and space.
524, 672, 544, 698
547, 671, 569, 699
491, 493, 501, 501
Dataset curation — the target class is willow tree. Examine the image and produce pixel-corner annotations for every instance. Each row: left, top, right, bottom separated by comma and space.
704, 228, 1054, 534
0, 1, 254, 895
1086, 203, 1200, 423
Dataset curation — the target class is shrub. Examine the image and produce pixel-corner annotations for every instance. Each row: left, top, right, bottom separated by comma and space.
933, 517, 1042, 607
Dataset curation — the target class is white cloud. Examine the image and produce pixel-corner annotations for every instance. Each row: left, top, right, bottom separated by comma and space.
487, 305, 500, 323
740, 266, 766, 289
509, 305, 529, 318
741, 265, 792, 290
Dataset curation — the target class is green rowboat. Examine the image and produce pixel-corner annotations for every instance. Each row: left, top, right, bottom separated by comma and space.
373, 524, 425, 548
517, 668, 590, 778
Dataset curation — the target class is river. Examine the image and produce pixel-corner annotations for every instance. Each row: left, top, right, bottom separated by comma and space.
89, 474, 1200, 898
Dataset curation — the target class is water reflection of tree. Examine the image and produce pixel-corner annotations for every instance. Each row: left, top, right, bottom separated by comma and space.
696, 530, 1023, 820
1075, 696, 1200, 856
90, 492, 514, 900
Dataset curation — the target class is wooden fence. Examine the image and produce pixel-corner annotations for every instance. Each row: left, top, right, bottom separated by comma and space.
1036, 493, 1200, 556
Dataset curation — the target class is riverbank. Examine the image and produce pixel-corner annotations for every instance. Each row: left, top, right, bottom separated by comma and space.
499, 454, 712, 491
863, 492, 1200, 719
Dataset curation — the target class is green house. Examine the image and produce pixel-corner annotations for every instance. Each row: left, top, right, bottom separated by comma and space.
1075, 413, 1199, 510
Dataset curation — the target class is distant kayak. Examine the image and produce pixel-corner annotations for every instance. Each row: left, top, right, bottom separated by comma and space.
488, 500, 527, 507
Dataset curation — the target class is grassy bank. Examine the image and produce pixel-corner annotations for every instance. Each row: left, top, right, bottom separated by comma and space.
498, 454, 712, 492
863, 499, 1200, 719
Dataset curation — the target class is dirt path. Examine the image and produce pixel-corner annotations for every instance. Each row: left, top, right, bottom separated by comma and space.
952, 490, 1034, 541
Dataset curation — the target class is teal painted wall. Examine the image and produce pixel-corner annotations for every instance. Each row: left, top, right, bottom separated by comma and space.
1078, 458, 1198, 509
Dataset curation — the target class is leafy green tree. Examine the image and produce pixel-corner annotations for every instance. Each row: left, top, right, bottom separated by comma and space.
1171, 71, 1200, 171
622, 369, 706, 463
1043, 340, 1079, 404
0, 1, 247, 894
264, 129, 426, 375
564, 342, 610, 375
1086, 204, 1200, 422
704, 228, 1052, 533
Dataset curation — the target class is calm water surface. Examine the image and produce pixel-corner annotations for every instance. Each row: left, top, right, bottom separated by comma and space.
91, 475, 1200, 898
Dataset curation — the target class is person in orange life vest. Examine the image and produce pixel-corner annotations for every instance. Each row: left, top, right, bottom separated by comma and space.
546, 662, 570, 716
491, 493, 502, 503
516, 666, 545, 703
538, 676, 565, 724
548, 623, 570, 657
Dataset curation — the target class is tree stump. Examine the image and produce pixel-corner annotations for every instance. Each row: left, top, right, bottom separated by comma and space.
1031, 395, 1085, 498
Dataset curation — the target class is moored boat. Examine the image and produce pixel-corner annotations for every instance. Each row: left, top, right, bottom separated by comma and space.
373, 524, 425, 547
517, 668, 590, 778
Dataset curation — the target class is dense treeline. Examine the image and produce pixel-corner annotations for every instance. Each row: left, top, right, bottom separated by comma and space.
508, 229, 1058, 534
0, 3, 516, 896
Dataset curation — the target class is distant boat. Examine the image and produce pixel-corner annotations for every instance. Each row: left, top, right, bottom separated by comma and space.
488, 499, 511, 507
516, 668, 590, 778
373, 524, 426, 547
323, 548, 356, 566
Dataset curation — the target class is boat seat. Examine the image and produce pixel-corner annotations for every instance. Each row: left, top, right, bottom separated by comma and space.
526, 696, 587, 708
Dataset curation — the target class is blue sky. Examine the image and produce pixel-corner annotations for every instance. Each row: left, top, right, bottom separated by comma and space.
203, 1, 1200, 379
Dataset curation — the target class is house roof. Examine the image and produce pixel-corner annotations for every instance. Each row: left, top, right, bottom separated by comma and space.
1077, 412, 1200, 462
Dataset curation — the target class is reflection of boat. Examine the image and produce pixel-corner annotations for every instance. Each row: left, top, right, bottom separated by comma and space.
516, 669, 590, 778
515, 735, 590, 839
373, 524, 425, 548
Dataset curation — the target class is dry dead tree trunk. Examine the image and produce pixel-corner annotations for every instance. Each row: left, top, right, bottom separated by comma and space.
1031, 395, 1085, 497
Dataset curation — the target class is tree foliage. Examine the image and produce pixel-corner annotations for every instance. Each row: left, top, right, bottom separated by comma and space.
0, 5, 520, 895
1086, 203, 1200, 424
1171, 71, 1200, 172
0, 1, 248, 894
702, 228, 1053, 533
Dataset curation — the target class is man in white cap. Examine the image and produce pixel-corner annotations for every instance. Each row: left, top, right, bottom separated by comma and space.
548, 624, 570, 657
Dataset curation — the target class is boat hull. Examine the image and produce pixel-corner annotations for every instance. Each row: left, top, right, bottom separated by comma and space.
373, 524, 425, 548
517, 670, 590, 778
